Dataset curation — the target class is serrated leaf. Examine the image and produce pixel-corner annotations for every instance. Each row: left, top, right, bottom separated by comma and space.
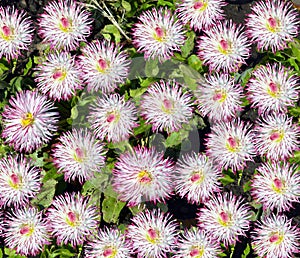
102, 195, 126, 223
31, 178, 57, 207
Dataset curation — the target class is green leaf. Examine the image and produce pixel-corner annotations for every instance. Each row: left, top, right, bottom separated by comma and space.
145, 58, 159, 77
101, 24, 121, 43
70, 105, 78, 120
241, 244, 251, 258
23, 57, 32, 76
0, 249, 3, 258
187, 54, 203, 72
238, 68, 253, 86
82, 172, 110, 195
4, 248, 26, 258
122, 0, 131, 12
134, 119, 152, 135
220, 170, 235, 186
181, 31, 195, 58
129, 203, 146, 216
52, 248, 76, 258
102, 195, 126, 223
157, 202, 168, 212
31, 178, 57, 207
243, 180, 252, 192
164, 131, 181, 147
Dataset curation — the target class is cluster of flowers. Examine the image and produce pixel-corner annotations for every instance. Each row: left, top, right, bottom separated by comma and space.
0, 0, 300, 257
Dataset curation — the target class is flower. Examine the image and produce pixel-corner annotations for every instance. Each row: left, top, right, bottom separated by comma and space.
173, 227, 221, 258
1, 90, 59, 153
89, 93, 138, 143
196, 73, 244, 122
174, 152, 222, 205
254, 113, 300, 161
78, 40, 131, 93
85, 227, 133, 258
246, 0, 299, 53
176, 0, 227, 31
197, 20, 251, 72
0, 6, 33, 60
252, 214, 300, 258
197, 192, 251, 246
52, 128, 106, 184
0, 155, 41, 207
126, 209, 178, 258
132, 7, 186, 62
205, 119, 256, 172
38, 0, 93, 51
4, 207, 50, 256
246, 63, 300, 115
251, 161, 300, 212
46, 192, 99, 247
140, 79, 193, 133
35, 51, 83, 101
112, 146, 174, 206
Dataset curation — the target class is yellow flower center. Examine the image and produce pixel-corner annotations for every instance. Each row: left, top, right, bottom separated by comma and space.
218, 39, 232, 55
137, 170, 152, 184
193, 1, 208, 11
213, 89, 227, 103
9, 173, 22, 189
19, 224, 34, 236
266, 17, 280, 33
146, 228, 160, 244
73, 147, 85, 163
161, 98, 174, 114
269, 130, 284, 143
106, 111, 120, 123
103, 247, 117, 258
190, 170, 204, 184
52, 69, 67, 81
218, 211, 232, 227
153, 26, 166, 42
59, 17, 73, 33
225, 136, 240, 152
272, 178, 286, 194
21, 112, 34, 127
269, 232, 284, 245
190, 246, 205, 257
267, 82, 280, 97
1, 25, 14, 41
97, 58, 109, 73
66, 211, 79, 227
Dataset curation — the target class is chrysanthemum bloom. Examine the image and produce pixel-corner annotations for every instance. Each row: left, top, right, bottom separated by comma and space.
4, 207, 50, 256
47, 192, 99, 247
173, 227, 221, 258
176, 0, 227, 31
197, 20, 250, 72
254, 113, 300, 161
38, 0, 92, 51
112, 146, 174, 206
78, 40, 131, 93
247, 63, 300, 115
126, 209, 178, 258
246, 0, 299, 53
140, 79, 193, 133
52, 128, 106, 184
132, 8, 186, 62
252, 214, 300, 258
205, 119, 256, 172
85, 227, 133, 258
174, 152, 222, 205
89, 93, 138, 143
0, 6, 33, 60
197, 192, 251, 247
2, 90, 59, 153
0, 155, 41, 207
196, 73, 244, 122
35, 51, 83, 101
251, 161, 300, 212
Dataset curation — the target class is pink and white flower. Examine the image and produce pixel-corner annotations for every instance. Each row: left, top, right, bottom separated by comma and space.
35, 51, 83, 101
196, 72, 244, 122
52, 128, 106, 184
0, 6, 33, 60
197, 192, 251, 246
197, 20, 250, 72
38, 0, 93, 51
112, 146, 174, 206
78, 40, 131, 93
247, 63, 300, 114
126, 209, 178, 258
176, 0, 227, 31
252, 214, 300, 258
246, 0, 299, 53
254, 113, 300, 161
251, 161, 300, 212
174, 152, 222, 204
2, 90, 59, 153
0, 155, 41, 207
132, 8, 186, 62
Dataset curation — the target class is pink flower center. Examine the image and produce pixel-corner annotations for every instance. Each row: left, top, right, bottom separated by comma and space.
10, 173, 20, 185
273, 178, 283, 189
66, 211, 78, 227
267, 17, 277, 29
97, 58, 108, 72
190, 171, 204, 184
226, 136, 239, 152
162, 99, 174, 114
106, 113, 116, 123
272, 178, 285, 194
190, 248, 204, 257
194, 2, 204, 9
154, 27, 166, 42
218, 39, 232, 55
59, 17, 72, 32
267, 82, 280, 97
1, 25, 12, 40
269, 232, 283, 244
52, 69, 67, 81
103, 248, 114, 257
74, 147, 85, 162
213, 90, 226, 103
148, 228, 157, 239
137, 170, 152, 184
219, 211, 231, 227
220, 39, 229, 50
146, 228, 160, 244
19, 225, 34, 236
269, 130, 284, 142
269, 82, 278, 93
